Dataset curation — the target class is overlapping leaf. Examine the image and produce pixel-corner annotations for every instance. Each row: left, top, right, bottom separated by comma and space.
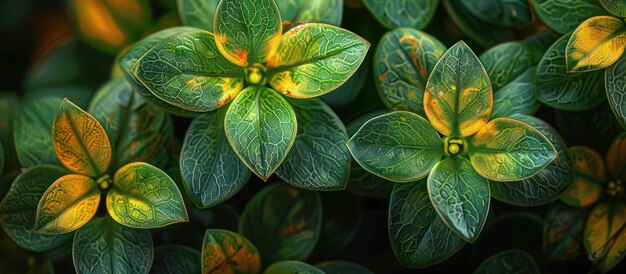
566, 16, 626, 72
560, 146, 606, 207
362, 0, 439, 29
14, 96, 62, 167
533, 0, 609, 34
606, 55, 626, 129
460, 0, 532, 28
544, 203, 587, 260
201, 229, 261, 274
584, 201, 626, 272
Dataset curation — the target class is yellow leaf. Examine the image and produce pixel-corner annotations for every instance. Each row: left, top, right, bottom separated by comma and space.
566, 16, 626, 72
560, 146, 606, 207
584, 201, 626, 272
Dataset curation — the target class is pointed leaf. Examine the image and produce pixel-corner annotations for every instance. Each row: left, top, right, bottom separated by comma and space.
267, 23, 369, 99
346, 111, 442, 182
428, 157, 490, 242
606, 55, 626, 129
491, 68, 540, 118
276, 98, 350, 190
474, 249, 539, 274
536, 34, 606, 110
177, 0, 220, 30
73, 217, 153, 274
566, 16, 626, 72
265, 261, 324, 274
424, 41, 492, 137
469, 118, 558, 181
0, 165, 73, 252
606, 132, 626, 178
239, 184, 322, 266
315, 261, 374, 274
362, 0, 439, 29
544, 203, 587, 260
389, 180, 465, 268
584, 201, 626, 273
108, 162, 189, 228
533, 0, 609, 34
560, 146, 606, 207
374, 28, 446, 114
276, 0, 343, 26
151, 245, 201, 274
224, 87, 297, 180
132, 29, 245, 112
600, 0, 626, 17
202, 229, 261, 274
214, 0, 282, 66
53, 99, 112, 177
35, 174, 100, 234
181, 109, 251, 208
14, 96, 61, 167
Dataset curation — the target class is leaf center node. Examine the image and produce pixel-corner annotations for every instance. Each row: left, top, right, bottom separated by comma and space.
246, 63, 267, 86
97, 174, 112, 191
444, 137, 465, 156
605, 179, 624, 198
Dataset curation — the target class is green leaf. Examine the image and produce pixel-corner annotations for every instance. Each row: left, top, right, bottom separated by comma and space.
35, 174, 100, 234
566, 16, 626, 72
424, 41, 492, 137
600, 0, 626, 17
544, 203, 587, 260
265, 261, 324, 274
267, 23, 369, 99
320, 55, 368, 107
276, 98, 350, 190
460, 0, 532, 28
560, 146, 606, 207
584, 201, 626, 273
150, 245, 201, 274
73, 217, 153, 274
315, 261, 374, 274
533, 0, 609, 34
606, 55, 626, 129
239, 184, 322, 266
489, 114, 573, 206
374, 28, 446, 114
202, 229, 261, 273
346, 111, 442, 182
214, 0, 282, 66
107, 162, 189, 228
276, 0, 343, 26
389, 180, 465, 268
13, 97, 59, 167
177, 0, 220, 30
362, 0, 439, 29
491, 68, 541, 118
224, 87, 297, 180
181, 109, 251, 208
443, 0, 517, 48
479, 39, 544, 91
473, 249, 540, 274
0, 165, 73, 252
88, 77, 173, 169
469, 118, 558, 181
131, 28, 245, 112
121, 26, 203, 117
428, 157, 490, 242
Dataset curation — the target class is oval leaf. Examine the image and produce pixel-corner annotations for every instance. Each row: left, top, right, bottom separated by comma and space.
202, 229, 261, 274
35, 174, 100, 234
566, 16, 626, 72
239, 184, 322, 266
389, 180, 465, 268
53, 98, 111, 177
491, 68, 541, 118
584, 201, 626, 273
560, 146, 606, 207
214, 0, 282, 66
469, 118, 558, 181
108, 162, 189, 228
600, 0, 626, 17
544, 203, 587, 260
151, 245, 201, 274
606, 55, 626, 129
267, 23, 369, 99
181, 109, 251, 208
132, 29, 245, 112
374, 28, 446, 114
0, 165, 73, 251
347, 111, 442, 182
479, 41, 537, 91
362, 0, 438, 29
474, 249, 539, 274
224, 87, 297, 180
428, 157, 490, 242
73, 217, 153, 274
14, 96, 61, 167
536, 34, 606, 110
424, 41, 492, 137
265, 261, 324, 274
276, 98, 350, 190
533, 0, 609, 34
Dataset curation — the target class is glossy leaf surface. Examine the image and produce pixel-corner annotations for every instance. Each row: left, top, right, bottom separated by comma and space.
584, 201, 626, 272
362, 0, 438, 29
151, 245, 201, 274
424, 41, 492, 137
224, 87, 297, 180
474, 249, 539, 274
374, 28, 446, 114
566, 16, 626, 72
347, 111, 442, 182
544, 203, 587, 260
534, 0, 609, 34
202, 229, 261, 274
14, 96, 61, 167
560, 146, 605, 207
491, 68, 540, 118
606, 55, 626, 129
277, 0, 343, 26
108, 162, 188, 228
267, 24, 369, 99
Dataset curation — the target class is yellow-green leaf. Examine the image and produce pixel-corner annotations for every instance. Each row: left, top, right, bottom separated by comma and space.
424, 41, 492, 137
52, 98, 111, 177
560, 146, 606, 207
35, 174, 100, 234
584, 201, 626, 272
107, 162, 189, 228
214, 0, 282, 66
267, 23, 369, 98
566, 16, 626, 72
201, 229, 261, 274
469, 118, 558, 181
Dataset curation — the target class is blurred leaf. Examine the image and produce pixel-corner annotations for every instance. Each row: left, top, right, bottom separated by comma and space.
584, 201, 626, 272
607, 133, 626, 178
473, 249, 539, 274
362, 0, 439, 29
544, 203, 587, 260
460, 0, 532, 28
276, 0, 343, 26
265, 261, 324, 274
606, 55, 626, 129
560, 146, 605, 207
443, 0, 519, 47
201, 229, 261, 274
151, 245, 201, 274
315, 261, 374, 274
177, 0, 219, 30
600, 0, 626, 17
